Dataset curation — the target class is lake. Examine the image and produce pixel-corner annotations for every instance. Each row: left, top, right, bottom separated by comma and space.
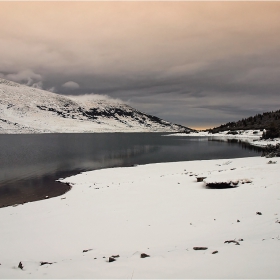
0, 133, 262, 207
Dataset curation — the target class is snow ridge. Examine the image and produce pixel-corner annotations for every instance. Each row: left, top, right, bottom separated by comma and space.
0, 79, 191, 134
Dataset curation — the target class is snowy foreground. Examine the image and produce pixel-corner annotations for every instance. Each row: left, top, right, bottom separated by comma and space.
0, 156, 280, 278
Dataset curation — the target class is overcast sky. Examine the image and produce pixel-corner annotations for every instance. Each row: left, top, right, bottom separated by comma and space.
0, 2, 280, 129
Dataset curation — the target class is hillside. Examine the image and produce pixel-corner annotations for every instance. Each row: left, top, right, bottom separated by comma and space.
0, 78, 191, 134
209, 110, 280, 138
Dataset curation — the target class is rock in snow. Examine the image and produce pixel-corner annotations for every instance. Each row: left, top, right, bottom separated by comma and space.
0, 78, 191, 134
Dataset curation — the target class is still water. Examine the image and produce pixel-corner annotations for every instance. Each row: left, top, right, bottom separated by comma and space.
0, 133, 262, 207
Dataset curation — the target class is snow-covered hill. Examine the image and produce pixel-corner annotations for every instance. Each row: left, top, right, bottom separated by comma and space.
0, 78, 191, 133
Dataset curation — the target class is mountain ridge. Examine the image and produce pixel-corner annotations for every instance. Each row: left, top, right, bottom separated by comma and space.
0, 78, 192, 134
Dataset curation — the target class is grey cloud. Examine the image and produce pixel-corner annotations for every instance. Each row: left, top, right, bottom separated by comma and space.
62, 81, 80, 90
31, 81, 43, 89
0, 2, 280, 128
0, 69, 43, 88
67, 94, 124, 105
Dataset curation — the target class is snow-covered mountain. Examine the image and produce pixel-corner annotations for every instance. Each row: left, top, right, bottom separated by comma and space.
0, 78, 191, 133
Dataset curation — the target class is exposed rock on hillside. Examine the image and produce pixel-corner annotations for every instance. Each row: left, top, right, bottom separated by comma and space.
0, 78, 191, 134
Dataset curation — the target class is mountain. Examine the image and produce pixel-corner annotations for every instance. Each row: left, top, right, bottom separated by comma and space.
0, 78, 191, 134
208, 109, 280, 138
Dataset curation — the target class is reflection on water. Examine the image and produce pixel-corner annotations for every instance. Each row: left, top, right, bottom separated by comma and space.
0, 133, 261, 207
208, 137, 263, 153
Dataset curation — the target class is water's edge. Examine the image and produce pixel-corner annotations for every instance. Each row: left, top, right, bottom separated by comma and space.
0, 133, 262, 208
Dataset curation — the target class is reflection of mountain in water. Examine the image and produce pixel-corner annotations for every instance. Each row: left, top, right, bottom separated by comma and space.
98, 145, 160, 165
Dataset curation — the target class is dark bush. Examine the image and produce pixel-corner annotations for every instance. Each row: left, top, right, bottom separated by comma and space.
262, 144, 280, 157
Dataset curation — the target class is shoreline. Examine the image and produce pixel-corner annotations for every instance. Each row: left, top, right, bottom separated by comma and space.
166, 129, 280, 148
0, 155, 279, 278
0, 132, 262, 209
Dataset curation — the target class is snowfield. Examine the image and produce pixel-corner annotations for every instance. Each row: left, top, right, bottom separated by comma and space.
0, 78, 189, 133
0, 156, 280, 278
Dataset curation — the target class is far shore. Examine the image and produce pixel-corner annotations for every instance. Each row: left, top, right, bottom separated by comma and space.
166, 129, 280, 148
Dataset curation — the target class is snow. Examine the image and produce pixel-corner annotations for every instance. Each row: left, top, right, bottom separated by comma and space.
167, 130, 280, 147
0, 156, 280, 278
0, 78, 189, 134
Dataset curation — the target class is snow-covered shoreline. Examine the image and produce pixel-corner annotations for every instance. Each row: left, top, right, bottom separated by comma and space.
0, 155, 280, 278
166, 129, 280, 148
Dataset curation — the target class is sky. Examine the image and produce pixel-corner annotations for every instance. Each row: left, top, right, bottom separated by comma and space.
0, 2, 280, 129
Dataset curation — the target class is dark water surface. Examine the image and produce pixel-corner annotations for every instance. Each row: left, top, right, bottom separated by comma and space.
0, 133, 262, 207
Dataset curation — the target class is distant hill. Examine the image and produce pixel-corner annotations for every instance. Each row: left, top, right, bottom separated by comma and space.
208, 109, 280, 138
0, 78, 192, 134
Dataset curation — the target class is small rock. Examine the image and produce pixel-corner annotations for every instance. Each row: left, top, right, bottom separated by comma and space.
193, 247, 208, 250
45, 196, 49, 199
267, 160, 277, 164
18, 262, 23, 269
224, 240, 240, 245
238, 239, 244, 241
237, 220, 240, 222
256, 212, 262, 215
83, 249, 92, 253
108, 257, 116, 262
140, 253, 150, 258
196, 177, 207, 182
206, 182, 234, 189
212, 251, 218, 254
111, 255, 120, 258
40, 262, 53, 266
